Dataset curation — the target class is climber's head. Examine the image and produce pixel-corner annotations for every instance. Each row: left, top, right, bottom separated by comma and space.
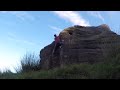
54, 34, 57, 37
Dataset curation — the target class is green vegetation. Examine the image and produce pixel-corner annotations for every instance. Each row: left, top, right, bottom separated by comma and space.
18, 53, 41, 73
1, 40, 120, 79
0, 54, 120, 79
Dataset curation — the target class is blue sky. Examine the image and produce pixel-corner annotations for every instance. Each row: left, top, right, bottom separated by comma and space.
0, 11, 120, 72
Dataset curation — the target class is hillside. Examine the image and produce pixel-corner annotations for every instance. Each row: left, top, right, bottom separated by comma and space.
1, 58, 120, 79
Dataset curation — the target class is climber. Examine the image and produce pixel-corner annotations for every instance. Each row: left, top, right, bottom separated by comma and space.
53, 34, 63, 54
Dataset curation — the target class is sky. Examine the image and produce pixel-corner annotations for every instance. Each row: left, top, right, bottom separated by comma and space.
0, 11, 120, 73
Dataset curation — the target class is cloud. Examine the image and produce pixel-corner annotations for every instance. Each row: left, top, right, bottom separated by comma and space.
48, 25, 63, 34
106, 11, 119, 15
87, 11, 105, 22
7, 32, 42, 48
22, 40, 37, 46
7, 32, 16, 38
0, 11, 35, 21
52, 11, 90, 26
7, 35, 37, 46
105, 11, 120, 19
0, 11, 7, 13
9, 38, 37, 46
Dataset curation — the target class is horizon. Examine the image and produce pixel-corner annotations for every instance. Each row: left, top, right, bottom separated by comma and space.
0, 11, 120, 73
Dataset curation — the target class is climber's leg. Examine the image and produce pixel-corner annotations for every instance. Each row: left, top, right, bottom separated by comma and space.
59, 43, 62, 48
54, 43, 58, 54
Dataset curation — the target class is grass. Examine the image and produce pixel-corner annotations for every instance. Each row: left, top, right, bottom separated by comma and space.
16, 53, 41, 73
1, 36, 120, 79
0, 57, 120, 79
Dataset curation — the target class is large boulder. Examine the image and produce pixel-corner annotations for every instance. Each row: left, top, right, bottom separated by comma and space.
39, 24, 120, 70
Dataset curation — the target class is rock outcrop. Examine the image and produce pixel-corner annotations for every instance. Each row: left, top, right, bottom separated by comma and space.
39, 24, 120, 70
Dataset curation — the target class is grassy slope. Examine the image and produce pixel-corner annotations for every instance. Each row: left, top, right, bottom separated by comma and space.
0, 56, 120, 79
1, 48, 120, 79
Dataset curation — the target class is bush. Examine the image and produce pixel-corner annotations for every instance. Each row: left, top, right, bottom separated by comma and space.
19, 53, 41, 73
0, 69, 14, 79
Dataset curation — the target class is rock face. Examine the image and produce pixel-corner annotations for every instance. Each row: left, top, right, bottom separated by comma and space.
39, 24, 120, 70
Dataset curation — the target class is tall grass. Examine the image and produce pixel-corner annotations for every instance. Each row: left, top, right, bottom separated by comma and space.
1, 34, 120, 78
0, 69, 15, 79
0, 52, 120, 79
17, 53, 41, 73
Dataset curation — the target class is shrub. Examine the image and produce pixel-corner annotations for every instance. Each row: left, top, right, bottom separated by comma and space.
19, 53, 41, 73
